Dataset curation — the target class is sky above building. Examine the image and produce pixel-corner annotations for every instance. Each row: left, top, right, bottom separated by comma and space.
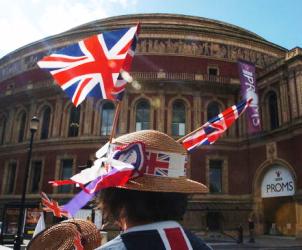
1, 0, 301, 58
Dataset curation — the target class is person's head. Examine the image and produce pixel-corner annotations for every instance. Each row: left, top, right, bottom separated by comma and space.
97, 130, 208, 229
98, 188, 188, 228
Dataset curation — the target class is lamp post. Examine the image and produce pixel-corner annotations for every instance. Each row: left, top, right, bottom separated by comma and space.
14, 116, 39, 250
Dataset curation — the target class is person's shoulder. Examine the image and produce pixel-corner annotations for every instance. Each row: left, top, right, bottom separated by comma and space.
95, 235, 127, 250
184, 229, 213, 250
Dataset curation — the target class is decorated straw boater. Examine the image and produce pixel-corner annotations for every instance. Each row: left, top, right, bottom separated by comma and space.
28, 219, 101, 250
111, 130, 208, 193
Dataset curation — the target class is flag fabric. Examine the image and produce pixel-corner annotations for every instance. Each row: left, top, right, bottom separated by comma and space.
37, 25, 139, 106
50, 142, 147, 216
182, 99, 252, 152
41, 192, 69, 218
32, 212, 45, 238
74, 232, 84, 250
238, 60, 261, 133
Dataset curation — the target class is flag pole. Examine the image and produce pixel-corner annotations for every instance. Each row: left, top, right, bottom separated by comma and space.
109, 100, 122, 143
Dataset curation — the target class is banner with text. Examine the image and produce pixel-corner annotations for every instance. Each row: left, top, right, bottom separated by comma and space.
238, 60, 261, 133
261, 166, 295, 198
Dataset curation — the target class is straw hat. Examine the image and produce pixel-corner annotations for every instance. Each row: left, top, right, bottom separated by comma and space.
111, 130, 208, 193
27, 219, 102, 250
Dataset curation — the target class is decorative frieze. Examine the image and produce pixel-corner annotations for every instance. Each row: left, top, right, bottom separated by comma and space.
0, 38, 280, 82
136, 38, 278, 68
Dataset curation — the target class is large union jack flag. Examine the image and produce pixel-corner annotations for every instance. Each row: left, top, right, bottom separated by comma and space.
182, 98, 252, 152
37, 25, 139, 106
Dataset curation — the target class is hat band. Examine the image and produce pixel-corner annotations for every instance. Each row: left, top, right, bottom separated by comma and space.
111, 142, 186, 178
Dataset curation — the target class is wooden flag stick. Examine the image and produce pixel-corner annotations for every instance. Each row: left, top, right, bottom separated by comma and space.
109, 101, 122, 143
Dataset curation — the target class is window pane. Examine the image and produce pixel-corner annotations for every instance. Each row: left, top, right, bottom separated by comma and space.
18, 112, 26, 142
209, 68, 218, 76
172, 100, 185, 136
59, 159, 73, 193
209, 160, 223, 193
136, 100, 150, 131
207, 102, 220, 121
68, 107, 80, 137
30, 161, 42, 193
0, 117, 6, 144
101, 102, 115, 135
5, 162, 17, 194
41, 107, 51, 139
268, 92, 279, 130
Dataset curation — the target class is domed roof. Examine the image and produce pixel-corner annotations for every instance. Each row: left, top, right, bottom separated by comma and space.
1, 13, 285, 62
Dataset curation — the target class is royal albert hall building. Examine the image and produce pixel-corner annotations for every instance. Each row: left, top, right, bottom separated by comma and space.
1, 14, 302, 238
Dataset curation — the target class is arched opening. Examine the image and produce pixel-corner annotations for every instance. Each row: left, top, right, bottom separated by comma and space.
68, 106, 80, 137
100, 102, 115, 136
0, 115, 7, 144
135, 99, 150, 131
18, 112, 27, 142
258, 165, 296, 236
267, 91, 279, 130
206, 212, 222, 231
207, 101, 220, 121
41, 106, 51, 139
172, 100, 186, 136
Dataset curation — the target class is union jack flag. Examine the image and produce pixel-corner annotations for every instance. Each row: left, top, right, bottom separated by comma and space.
182, 98, 252, 152
146, 151, 170, 176
41, 192, 69, 218
37, 25, 139, 106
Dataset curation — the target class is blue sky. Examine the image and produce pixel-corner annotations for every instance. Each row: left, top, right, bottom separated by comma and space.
1, 0, 301, 58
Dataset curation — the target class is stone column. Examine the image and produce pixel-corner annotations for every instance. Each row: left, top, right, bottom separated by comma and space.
83, 98, 94, 135
279, 79, 290, 123
26, 102, 37, 140
6, 108, 15, 143
52, 98, 63, 138
193, 93, 201, 130
227, 98, 236, 137
296, 70, 302, 117
156, 91, 165, 132
288, 71, 299, 119
119, 94, 129, 135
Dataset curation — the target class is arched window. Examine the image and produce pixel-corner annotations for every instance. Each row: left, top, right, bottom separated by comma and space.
68, 106, 80, 137
100, 102, 115, 135
0, 115, 7, 144
207, 101, 220, 121
268, 91, 279, 130
18, 112, 26, 142
136, 99, 150, 131
41, 106, 51, 139
172, 100, 186, 136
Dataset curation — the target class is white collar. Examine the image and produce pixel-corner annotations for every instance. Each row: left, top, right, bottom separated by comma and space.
123, 220, 181, 234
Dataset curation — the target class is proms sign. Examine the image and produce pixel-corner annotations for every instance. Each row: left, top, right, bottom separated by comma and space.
261, 166, 295, 198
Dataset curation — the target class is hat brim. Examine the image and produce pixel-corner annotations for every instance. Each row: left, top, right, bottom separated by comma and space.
27, 219, 102, 250
117, 175, 208, 193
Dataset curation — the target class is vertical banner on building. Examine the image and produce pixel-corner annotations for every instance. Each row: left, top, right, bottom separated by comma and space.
238, 60, 261, 133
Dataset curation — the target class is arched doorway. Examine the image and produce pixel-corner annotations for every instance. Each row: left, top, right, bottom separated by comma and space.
255, 163, 296, 236
206, 212, 222, 231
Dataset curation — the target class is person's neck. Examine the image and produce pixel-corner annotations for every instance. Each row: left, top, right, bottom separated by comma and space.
121, 219, 152, 231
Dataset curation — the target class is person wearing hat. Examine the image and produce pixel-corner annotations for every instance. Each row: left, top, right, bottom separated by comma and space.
96, 130, 212, 250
